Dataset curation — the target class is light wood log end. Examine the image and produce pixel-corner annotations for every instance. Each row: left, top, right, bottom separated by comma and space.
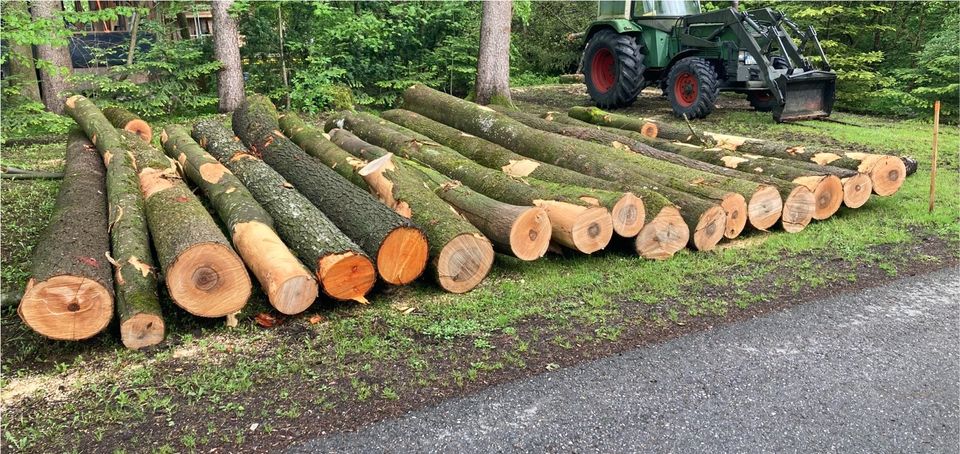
692, 205, 727, 251
166, 243, 251, 317
18, 276, 113, 341
377, 227, 429, 285
635, 206, 689, 260
720, 193, 748, 239
781, 186, 815, 233
509, 207, 552, 261
841, 174, 873, 208
611, 192, 645, 238
120, 313, 165, 349
810, 175, 843, 220
436, 234, 495, 294
747, 186, 783, 231
869, 156, 906, 196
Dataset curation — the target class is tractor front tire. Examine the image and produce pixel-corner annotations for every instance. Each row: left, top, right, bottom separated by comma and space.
583, 29, 645, 109
666, 57, 719, 119
747, 91, 777, 112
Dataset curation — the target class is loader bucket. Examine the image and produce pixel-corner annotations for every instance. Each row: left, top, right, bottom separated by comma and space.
772, 70, 837, 122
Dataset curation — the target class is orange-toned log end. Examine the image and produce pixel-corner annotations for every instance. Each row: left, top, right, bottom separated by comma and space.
376, 227, 429, 285
435, 234, 495, 294
634, 206, 689, 260
570, 206, 614, 254
720, 193, 748, 239
120, 313, 165, 350
747, 186, 784, 231
692, 205, 727, 251
166, 243, 251, 317
781, 186, 815, 233
611, 192, 645, 238
124, 119, 153, 143
841, 174, 873, 208
640, 122, 659, 138
509, 207, 552, 261
869, 156, 907, 196
18, 276, 113, 341
811, 175, 843, 220
318, 252, 376, 302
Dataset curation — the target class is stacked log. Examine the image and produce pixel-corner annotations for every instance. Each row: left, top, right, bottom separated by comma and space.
232, 95, 429, 286
328, 129, 552, 261
278, 112, 495, 294
192, 119, 376, 303
326, 111, 619, 255
161, 125, 320, 313
64, 96, 164, 348
103, 106, 152, 142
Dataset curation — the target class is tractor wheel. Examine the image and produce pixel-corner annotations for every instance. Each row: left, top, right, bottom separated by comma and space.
666, 57, 719, 119
748, 91, 777, 112
582, 29, 646, 109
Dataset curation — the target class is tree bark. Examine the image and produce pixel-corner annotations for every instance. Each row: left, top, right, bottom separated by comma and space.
6, 1, 42, 102
211, 0, 245, 112
379, 109, 716, 253
193, 119, 375, 303
18, 129, 114, 341
400, 84, 782, 235
327, 111, 617, 255
569, 106, 905, 197
63, 96, 164, 349
103, 106, 152, 142
32, 0, 73, 114
474, 0, 514, 107
161, 125, 319, 313
278, 113, 494, 294
232, 95, 428, 285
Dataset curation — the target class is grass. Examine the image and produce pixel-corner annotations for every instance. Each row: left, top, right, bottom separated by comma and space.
1, 88, 958, 452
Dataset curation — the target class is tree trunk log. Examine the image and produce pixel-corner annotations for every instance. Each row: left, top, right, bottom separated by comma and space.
120, 131, 251, 317
232, 95, 428, 285
161, 125, 319, 313
399, 84, 784, 234
278, 113, 494, 294
103, 107, 153, 142
211, 0, 245, 112
18, 129, 114, 341
474, 0, 513, 107
63, 96, 163, 349
31, 0, 73, 114
378, 109, 715, 252
327, 111, 615, 255
569, 106, 905, 197
192, 119, 375, 303
6, 1, 42, 102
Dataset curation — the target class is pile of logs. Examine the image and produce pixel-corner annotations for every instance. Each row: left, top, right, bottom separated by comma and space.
17, 86, 912, 349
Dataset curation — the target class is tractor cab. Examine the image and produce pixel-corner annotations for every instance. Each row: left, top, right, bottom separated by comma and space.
582, 1, 837, 122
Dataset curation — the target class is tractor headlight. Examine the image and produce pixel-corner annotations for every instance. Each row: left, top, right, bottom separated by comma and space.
739, 51, 757, 66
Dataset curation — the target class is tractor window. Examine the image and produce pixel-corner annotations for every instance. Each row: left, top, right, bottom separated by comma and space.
635, 0, 701, 16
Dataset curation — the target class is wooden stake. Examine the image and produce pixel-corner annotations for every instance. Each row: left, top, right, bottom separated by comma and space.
929, 100, 940, 213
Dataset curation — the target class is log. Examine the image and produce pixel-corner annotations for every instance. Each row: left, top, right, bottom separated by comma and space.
161, 125, 319, 313
327, 111, 616, 255
192, 119, 376, 303
120, 131, 251, 317
232, 95, 429, 285
1, 171, 64, 180
18, 129, 115, 341
524, 109, 815, 232
378, 109, 718, 252
558, 74, 585, 84
328, 128, 552, 261
63, 96, 164, 349
103, 106, 152, 142
569, 106, 905, 197
278, 113, 494, 294
399, 84, 783, 234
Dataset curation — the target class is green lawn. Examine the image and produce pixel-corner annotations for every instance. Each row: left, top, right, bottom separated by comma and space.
1, 88, 957, 452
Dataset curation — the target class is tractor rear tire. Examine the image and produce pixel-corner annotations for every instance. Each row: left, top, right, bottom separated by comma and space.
583, 29, 645, 109
748, 91, 777, 112
666, 57, 719, 119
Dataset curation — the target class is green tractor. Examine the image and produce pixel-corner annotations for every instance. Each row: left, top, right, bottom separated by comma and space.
581, 0, 837, 122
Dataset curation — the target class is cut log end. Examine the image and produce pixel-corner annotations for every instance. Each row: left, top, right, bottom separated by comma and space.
508, 207, 552, 261
720, 193, 748, 239
781, 186, 815, 233
272, 275, 320, 315
801, 175, 843, 220
120, 313, 165, 349
318, 252, 376, 302
376, 227, 430, 285
538, 202, 613, 254
611, 192, 645, 238
640, 122, 658, 138
692, 205, 727, 251
841, 174, 873, 208
166, 243, 251, 317
18, 276, 113, 341
869, 156, 906, 196
747, 186, 784, 231
634, 206, 689, 260
124, 119, 153, 143
436, 234, 495, 294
